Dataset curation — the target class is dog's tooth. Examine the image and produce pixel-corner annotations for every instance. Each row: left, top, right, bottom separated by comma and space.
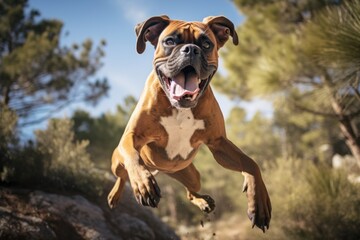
191, 93, 199, 101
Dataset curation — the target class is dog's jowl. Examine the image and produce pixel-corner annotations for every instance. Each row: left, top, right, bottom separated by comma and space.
108, 15, 271, 232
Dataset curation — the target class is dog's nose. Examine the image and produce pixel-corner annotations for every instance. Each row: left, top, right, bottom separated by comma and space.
180, 44, 200, 57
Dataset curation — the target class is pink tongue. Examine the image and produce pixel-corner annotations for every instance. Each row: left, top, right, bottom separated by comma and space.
170, 71, 200, 100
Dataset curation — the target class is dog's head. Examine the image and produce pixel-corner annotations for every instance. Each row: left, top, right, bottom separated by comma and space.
135, 15, 238, 108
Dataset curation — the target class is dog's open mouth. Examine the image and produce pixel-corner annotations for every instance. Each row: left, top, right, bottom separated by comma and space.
158, 66, 208, 102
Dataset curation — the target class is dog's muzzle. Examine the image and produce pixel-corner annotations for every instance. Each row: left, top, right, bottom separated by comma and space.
156, 44, 216, 108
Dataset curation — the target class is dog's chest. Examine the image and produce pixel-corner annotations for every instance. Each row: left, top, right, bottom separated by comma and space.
159, 109, 205, 160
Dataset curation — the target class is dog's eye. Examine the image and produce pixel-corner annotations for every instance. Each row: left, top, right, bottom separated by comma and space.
202, 40, 211, 49
164, 37, 176, 46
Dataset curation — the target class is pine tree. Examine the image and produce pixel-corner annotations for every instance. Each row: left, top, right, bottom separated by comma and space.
0, 0, 109, 125
218, 0, 360, 164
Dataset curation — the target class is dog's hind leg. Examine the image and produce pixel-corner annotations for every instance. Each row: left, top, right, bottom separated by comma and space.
108, 176, 127, 208
108, 149, 129, 208
167, 163, 215, 213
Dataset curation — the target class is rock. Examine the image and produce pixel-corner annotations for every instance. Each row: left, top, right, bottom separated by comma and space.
332, 154, 357, 170
29, 191, 118, 240
0, 206, 57, 240
0, 187, 179, 240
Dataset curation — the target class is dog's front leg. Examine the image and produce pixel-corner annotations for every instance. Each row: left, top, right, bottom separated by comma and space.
208, 136, 271, 232
119, 132, 161, 208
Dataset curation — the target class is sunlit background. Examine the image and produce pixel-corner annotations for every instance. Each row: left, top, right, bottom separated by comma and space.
1, 0, 360, 239
26, 0, 271, 136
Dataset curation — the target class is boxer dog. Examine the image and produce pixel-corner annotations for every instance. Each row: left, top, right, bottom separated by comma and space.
108, 15, 271, 232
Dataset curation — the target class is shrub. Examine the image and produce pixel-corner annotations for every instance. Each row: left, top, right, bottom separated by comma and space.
242, 158, 360, 240
1, 115, 107, 198
0, 105, 18, 182
0, 106, 44, 185
35, 118, 107, 197
286, 164, 360, 240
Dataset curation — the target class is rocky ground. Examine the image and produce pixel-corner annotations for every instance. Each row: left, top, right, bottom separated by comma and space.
0, 186, 179, 240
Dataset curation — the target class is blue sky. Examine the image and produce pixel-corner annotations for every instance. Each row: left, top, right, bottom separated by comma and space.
27, 0, 271, 131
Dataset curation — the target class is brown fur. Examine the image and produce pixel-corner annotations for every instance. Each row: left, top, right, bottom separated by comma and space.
108, 16, 271, 232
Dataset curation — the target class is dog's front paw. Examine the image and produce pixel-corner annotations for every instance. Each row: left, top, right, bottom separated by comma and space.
188, 192, 216, 213
243, 175, 272, 232
128, 167, 161, 208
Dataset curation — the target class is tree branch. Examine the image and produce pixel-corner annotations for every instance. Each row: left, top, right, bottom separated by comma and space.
352, 86, 360, 101
291, 100, 338, 117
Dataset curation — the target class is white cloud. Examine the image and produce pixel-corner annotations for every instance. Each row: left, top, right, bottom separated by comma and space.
113, 0, 148, 24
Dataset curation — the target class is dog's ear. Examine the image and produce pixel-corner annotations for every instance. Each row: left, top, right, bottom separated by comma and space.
203, 16, 238, 49
135, 15, 170, 54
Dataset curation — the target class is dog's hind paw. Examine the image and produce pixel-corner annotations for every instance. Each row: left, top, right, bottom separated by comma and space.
108, 192, 119, 209
108, 177, 125, 208
243, 175, 272, 232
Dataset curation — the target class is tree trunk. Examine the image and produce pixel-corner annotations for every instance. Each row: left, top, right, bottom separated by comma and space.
322, 72, 360, 167
3, 85, 11, 106
331, 99, 360, 167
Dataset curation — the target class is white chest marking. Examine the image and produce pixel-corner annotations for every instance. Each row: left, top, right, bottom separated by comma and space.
160, 109, 205, 160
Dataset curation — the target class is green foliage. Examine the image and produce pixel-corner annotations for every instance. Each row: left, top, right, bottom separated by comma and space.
1, 116, 107, 198
219, 0, 360, 162
2, 95, 138, 195
0, 104, 18, 181
4, 141, 45, 185
248, 158, 308, 240
1, 3, 360, 239
214, 0, 325, 99
0, 104, 17, 152
36, 118, 90, 177
303, 0, 360, 120
0, 0, 109, 125
0, 0, 111, 199
286, 165, 360, 240
305, 1, 360, 69
35, 118, 106, 196
226, 107, 281, 163
72, 96, 136, 168
273, 96, 342, 160
0, 104, 46, 184
243, 158, 360, 240
217, 0, 342, 101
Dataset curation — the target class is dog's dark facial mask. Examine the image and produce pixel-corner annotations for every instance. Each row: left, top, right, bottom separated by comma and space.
135, 16, 238, 108
156, 28, 217, 108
